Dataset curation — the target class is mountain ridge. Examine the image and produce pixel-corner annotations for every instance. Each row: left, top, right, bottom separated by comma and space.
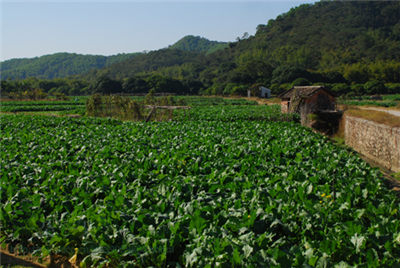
1, 35, 228, 80
0, 52, 141, 80
169, 35, 228, 54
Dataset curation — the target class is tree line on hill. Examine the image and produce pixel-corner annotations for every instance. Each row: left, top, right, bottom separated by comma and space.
1, 1, 400, 98
2, 64, 399, 100
1, 52, 140, 80
0, 75, 203, 99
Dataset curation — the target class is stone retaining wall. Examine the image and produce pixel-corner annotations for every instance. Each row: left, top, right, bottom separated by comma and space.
344, 115, 400, 172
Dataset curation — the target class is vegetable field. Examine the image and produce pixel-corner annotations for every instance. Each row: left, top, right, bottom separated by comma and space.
0, 99, 85, 114
0, 96, 255, 115
1, 104, 400, 266
176, 105, 299, 122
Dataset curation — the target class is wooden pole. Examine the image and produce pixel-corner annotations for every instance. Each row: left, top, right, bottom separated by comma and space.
143, 105, 191, 110
145, 106, 157, 122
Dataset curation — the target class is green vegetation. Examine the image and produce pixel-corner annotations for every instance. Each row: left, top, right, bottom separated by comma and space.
1, 78, 90, 97
339, 100, 398, 108
0, 104, 85, 113
0, 98, 85, 114
169, 35, 228, 54
88, 49, 204, 81
0, 36, 224, 80
0, 75, 197, 97
2, 1, 400, 264
1, 100, 400, 266
382, 94, 400, 101
174, 96, 257, 106
86, 93, 185, 122
176, 105, 298, 122
0, 96, 259, 116
86, 1, 400, 96
1, 52, 140, 80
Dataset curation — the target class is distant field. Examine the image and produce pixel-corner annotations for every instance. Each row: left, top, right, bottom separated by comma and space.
338, 94, 400, 108
0, 98, 86, 114
1, 97, 399, 266
0, 96, 257, 114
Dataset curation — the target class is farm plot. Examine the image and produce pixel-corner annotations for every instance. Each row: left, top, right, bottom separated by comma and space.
175, 105, 299, 122
0, 96, 255, 115
0, 100, 85, 114
1, 113, 400, 267
174, 96, 258, 106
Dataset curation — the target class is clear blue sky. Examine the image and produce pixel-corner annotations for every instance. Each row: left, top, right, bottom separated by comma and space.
1, 0, 316, 61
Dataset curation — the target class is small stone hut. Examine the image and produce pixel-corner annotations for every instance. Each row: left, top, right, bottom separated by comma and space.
279, 86, 340, 132
260, 87, 271, 98
247, 86, 271, 98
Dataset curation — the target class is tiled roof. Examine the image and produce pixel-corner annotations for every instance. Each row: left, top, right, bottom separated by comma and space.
279, 86, 332, 99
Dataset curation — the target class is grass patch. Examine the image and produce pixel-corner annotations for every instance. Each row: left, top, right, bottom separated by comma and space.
338, 99, 398, 107
345, 108, 400, 127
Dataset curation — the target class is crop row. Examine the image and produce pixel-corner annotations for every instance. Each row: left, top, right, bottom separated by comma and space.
0, 105, 85, 113
0, 96, 256, 114
0, 101, 85, 106
175, 105, 299, 122
1, 114, 399, 266
174, 96, 258, 106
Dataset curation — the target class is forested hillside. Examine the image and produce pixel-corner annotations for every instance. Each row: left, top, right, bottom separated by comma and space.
92, 1, 400, 96
87, 49, 205, 81
2, 1, 400, 97
169, 35, 228, 54
178, 1, 400, 95
0, 52, 140, 80
0, 36, 223, 81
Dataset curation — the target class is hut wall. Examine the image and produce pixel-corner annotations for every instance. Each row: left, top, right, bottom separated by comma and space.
281, 100, 289, 113
300, 91, 336, 126
304, 91, 335, 111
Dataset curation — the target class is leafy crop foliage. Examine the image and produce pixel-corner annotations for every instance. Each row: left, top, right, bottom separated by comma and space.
0, 99, 85, 114
1, 107, 400, 266
176, 105, 299, 122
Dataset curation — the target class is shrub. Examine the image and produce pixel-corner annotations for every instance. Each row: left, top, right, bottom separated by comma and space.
363, 80, 387, 95
230, 85, 248, 96
291, 77, 310, 87
271, 65, 311, 84
385, 83, 400, 94
350, 84, 364, 96
331, 83, 349, 96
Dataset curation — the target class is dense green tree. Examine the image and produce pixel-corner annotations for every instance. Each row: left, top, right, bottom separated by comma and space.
291, 78, 310, 87
364, 80, 387, 95
331, 83, 349, 96
122, 77, 148, 94
93, 76, 123, 95
271, 66, 311, 84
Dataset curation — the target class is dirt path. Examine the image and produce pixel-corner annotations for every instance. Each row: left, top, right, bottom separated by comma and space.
222, 96, 279, 105
0, 249, 47, 267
